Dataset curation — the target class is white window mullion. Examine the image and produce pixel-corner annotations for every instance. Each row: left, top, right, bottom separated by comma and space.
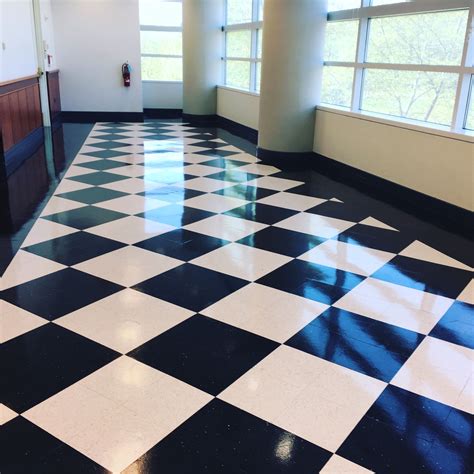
451, 6, 474, 130
351, 7, 369, 112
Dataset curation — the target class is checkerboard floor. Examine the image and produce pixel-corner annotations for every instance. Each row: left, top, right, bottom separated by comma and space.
1, 121, 473, 473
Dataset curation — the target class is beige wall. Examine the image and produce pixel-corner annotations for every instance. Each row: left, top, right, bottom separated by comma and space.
217, 87, 260, 131
314, 109, 474, 211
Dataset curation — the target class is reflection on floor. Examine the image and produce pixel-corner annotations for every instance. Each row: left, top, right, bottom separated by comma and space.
1, 121, 473, 473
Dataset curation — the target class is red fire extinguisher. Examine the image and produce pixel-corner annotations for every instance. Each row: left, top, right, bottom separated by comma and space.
122, 62, 131, 87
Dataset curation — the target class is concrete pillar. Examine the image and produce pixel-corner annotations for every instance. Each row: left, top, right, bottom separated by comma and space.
182, 0, 224, 119
258, 0, 327, 159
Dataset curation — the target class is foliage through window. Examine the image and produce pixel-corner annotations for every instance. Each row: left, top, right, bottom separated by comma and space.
322, 1, 474, 132
224, 0, 263, 92
139, 0, 183, 82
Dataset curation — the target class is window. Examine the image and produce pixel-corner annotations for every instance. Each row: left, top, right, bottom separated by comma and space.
223, 0, 264, 92
139, 0, 183, 82
322, 0, 474, 132
466, 79, 474, 131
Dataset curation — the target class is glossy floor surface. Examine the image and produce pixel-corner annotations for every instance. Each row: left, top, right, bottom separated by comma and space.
1, 121, 473, 473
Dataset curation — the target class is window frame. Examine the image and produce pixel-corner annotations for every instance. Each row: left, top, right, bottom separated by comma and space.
139, 0, 183, 83
223, 0, 264, 92
323, 0, 474, 133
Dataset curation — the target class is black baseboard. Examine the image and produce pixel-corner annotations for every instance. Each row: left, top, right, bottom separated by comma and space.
217, 116, 258, 144
312, 153, 473, 239
61, 111, 144, 123
144, 108, 183, 119
182, 113, 218, 126
257, 147, 314, 169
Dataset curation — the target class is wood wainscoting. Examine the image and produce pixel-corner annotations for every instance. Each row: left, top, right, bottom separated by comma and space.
0, 75, 42, 153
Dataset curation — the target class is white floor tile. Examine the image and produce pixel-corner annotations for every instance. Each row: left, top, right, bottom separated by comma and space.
392, 337, 473, 411
237, 163, 280, 176
24, 357, 211, 472
20, 219, 78, 248
334, 278, 453, 334
86, 216, 175, 244
457, 279, 474, 304
55, 289, 192, 353
191, 243, 292, 282
53, 179, 92, 195
275, 212, 356, 238
0, 300, 48, 343
359, 216, 398, 231
40, 196, 87, 217
100, 177, 162, 194
298, 240, 395, 276
219, 345, 386, 451
105, 164, 146, 178
184, 214, 267, 241
73, 246, 182, 287
1, 250, 66, 291
321, 455, 373, 473
94, 195, 169, 214
257, 192, 326, 211
399, 240, 472, 271
183, 163, 224, 176
178, 177, 235, 192
202, 283, 328, 342
183, 194, 247, 213
0, 404, 18, 425
246, 176, 304, 191
63, 165, 97, 178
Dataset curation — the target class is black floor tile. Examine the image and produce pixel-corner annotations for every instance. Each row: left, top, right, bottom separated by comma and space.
86, 141, 130, 150
82, 150, 131, 159
224, 203, 298, 225
1, 268, 124, 320
23, 231, 126, 266
42, 206, 127, 230
195, 149, 242, 158
429, 301, 474, 349
133, 263, 248, 312
214, 184, 278, 200
137, 204, 215, 227
286, 308, 424, 382
0, 417, 109, 474
135, 229, 230, 261
335, 223, 415, 253
337, 385, 474, 473
67, 172, 129, 186
371, 255, 472, 299
206, 170, 261, 183
139, 185, 203, 203
1, 325, 119, 412
200, 158, 249, 169
257, 260, 364, 304
306, 200, 370, 222
238, 226, 325, 257
124, 399, 330, 474
56, 187, 128, 204
129, 315, 278, 395
76, 159, 130, 171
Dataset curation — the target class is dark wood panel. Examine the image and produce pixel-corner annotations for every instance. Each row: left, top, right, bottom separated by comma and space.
0, 77, 42, 153
47, 70, 61, 119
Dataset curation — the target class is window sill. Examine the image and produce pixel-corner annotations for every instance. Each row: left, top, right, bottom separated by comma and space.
217, 85, 260, 98
316, 105, 474, 144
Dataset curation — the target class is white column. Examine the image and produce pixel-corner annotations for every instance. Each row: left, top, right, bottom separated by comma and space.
258, 0, 327, 156
182, 0, 224, 118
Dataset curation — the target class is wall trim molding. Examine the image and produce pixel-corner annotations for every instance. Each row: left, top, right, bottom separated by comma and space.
144, 108, 183, 119
217, 116, 258, 144
61, 111, 144, 123
182, 113, 218, 126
